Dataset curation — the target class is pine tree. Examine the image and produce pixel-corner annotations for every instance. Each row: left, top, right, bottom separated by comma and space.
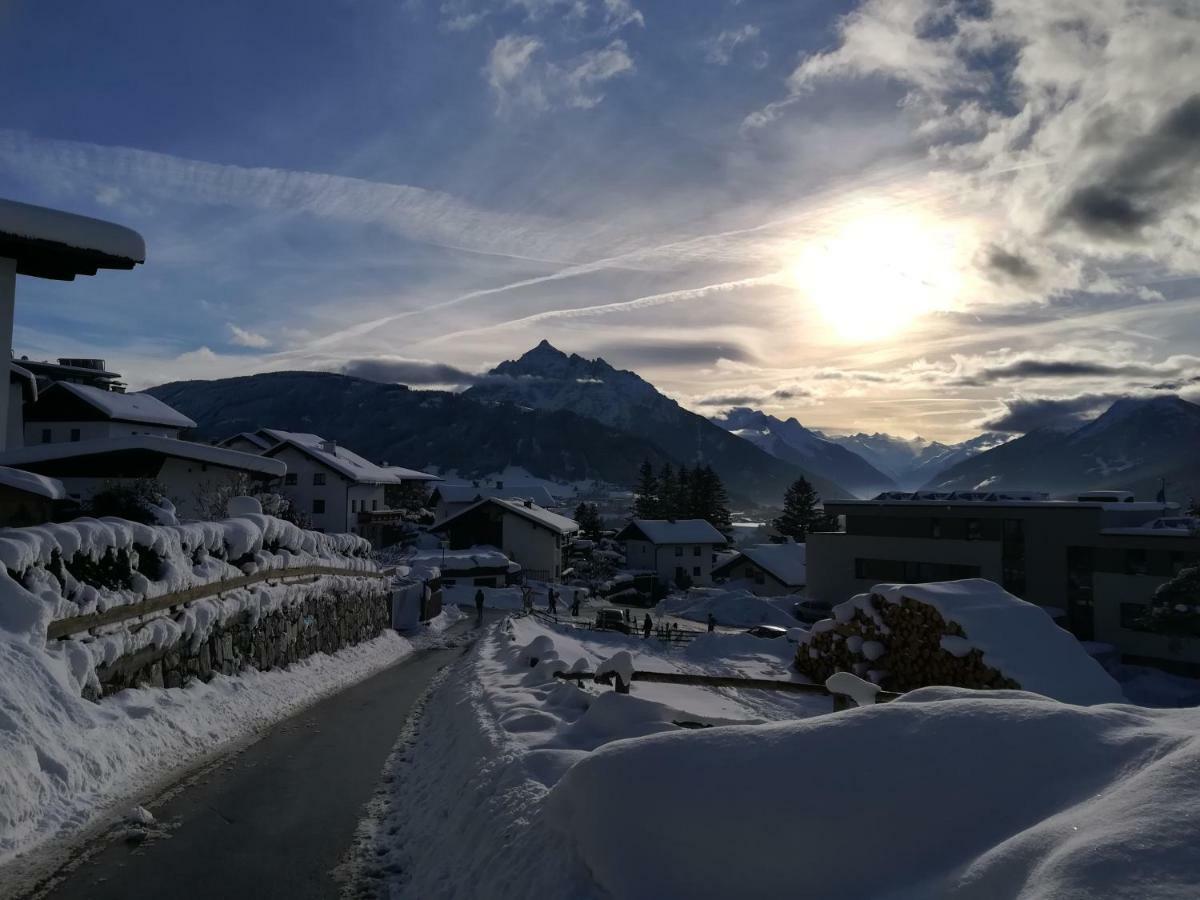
773, 476, 830, 541
658, 462, 678, 519
692, 465, 732, 537
633, 459, 659, 518
573, 501, 603, 540
676, 465, 695, 518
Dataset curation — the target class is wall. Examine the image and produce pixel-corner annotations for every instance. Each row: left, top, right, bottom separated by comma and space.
501, 513, 563, 579
53, 460, 263, 519
718, 561, 796, 596
88, 579, 391, 699
26, 420, 179, 444
1093, 572, 1200, 672
625, 540, 717, 586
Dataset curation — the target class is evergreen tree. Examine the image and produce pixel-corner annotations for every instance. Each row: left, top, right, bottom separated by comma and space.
698, 465, 733, 537
773, 476, 832, 540
573, 501, 603, 540
676, 465, 695, 518
658, 462, 678, 519
633, 459, 659, 518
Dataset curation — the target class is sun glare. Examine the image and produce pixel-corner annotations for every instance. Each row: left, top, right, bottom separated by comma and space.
790, 209, 964, 342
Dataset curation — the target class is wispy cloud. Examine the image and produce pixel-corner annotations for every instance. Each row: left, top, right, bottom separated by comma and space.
227, 323, 270, 348
486, 35, 634, 113
703, 25, 765, 67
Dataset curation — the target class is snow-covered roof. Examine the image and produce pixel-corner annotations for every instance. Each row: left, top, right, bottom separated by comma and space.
218, 431, 275, 451
616, 518, 727, 545
0, 435, 286, 476
53, 382, 197, 429
715, 542, 807, 586
400, 548, 521, 581
9, 364, 36, 404
0, 465, 65, 500
263, 431, 437, 485
433, 483, 558, 507
0, 198, 145, 280
432, 497, 580, 536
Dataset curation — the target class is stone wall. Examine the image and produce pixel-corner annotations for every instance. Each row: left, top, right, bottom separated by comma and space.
88, 579, 390, 699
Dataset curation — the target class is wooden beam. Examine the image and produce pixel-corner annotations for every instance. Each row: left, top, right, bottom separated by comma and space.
47, 565, 387, 640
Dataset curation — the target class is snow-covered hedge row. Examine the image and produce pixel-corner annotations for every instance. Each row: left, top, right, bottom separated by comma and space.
795, 580, 1122, 706
0, 515, 376, 644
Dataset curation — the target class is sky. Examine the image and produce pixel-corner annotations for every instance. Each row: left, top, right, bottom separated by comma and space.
1, 0, 1199, 441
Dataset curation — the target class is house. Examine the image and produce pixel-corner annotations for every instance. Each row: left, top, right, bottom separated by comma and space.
807, 490, 1200, 672
0, 435, 284, 519
713, 542, 807, 596
614, 519, 727, 587
429, 481, 558, 523
257, 431, 438, 537
0, 465, 65, 526
14, 356, 125, 393
24, 381, 195, 444
429, 497, 579, 582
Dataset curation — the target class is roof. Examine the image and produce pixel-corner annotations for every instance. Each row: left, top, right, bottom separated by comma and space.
9, 364, 36, 404
432, 483, 557, 507
431, 497, 580, 536
51, 382, 197, 429
0, 198, 145, 280
263, 430, 437, 485
615, 518, 727, 544
0, 465, 65, 500
218, 431, 275, 451
714, 542, 808, 586
0, 435, 286, 476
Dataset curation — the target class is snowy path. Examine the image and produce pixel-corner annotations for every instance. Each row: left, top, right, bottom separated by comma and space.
25, 617, 492, 900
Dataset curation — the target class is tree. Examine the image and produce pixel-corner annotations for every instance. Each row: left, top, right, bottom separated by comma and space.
658, 463, 678, 519
192, 474, 307, 525
693, 465, 733, 538
1135, 565, 1200, 637
573, 501, 603, 541
87, 479, 171, 524
633, 459, 659, 518
773, 476, 834, 541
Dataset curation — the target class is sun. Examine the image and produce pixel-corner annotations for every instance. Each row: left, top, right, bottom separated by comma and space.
790, 209, 964, 342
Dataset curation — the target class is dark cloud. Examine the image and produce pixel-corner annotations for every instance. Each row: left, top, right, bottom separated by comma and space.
342, 357, 481, 386
588, 340, 756, 368
981, 392, 1123, 433
953, 358, 1169, 387
694, 384, 813, 408
983, 245, 1039, 284
812, 369, 891, 383
1151, 373, 1200, 391
1060, 93, 1200, 238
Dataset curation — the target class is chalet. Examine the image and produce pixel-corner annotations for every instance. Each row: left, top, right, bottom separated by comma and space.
24, 381, 195, 445
430, 481, 558, 523
614, 519, 727, 587
712, 542, 807, 596
430, 497, 579, 582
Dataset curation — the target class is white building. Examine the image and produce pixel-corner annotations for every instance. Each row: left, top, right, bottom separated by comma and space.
430, 497, 579, 581
24, 381, 195, 444
614, 519, 727, 587
712, 542, 807, 596
256, 430, 438, 535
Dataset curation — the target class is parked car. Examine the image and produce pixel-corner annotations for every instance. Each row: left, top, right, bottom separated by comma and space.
595, 608, 632, 634
794, 599, 833, 624
744, 625, 788, 639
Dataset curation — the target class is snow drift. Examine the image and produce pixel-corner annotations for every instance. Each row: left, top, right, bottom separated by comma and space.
654, 587, 795, 628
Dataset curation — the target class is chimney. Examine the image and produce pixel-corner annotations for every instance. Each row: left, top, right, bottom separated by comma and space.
381, 459, 389, 467
496, 480, 504, 490
525, 499, 533, 508
320, 439, 337, 454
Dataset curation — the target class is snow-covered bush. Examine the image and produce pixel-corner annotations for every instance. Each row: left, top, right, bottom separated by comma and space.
1135, 565, 1200, 636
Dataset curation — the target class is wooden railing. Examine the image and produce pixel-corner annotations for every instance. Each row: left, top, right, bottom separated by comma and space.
47, 565, 388, 640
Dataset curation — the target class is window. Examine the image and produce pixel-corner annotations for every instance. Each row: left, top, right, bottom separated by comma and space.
693, 566, 701, 576
351, 500, 357, 512
966, 518, 982, 540
284, 473, 298, 486
693, 546, 701, 556
754, 570, 765, 585
1125, 548, 1149, 576
372, 499, 378, 510
40, 428, 51, 443
69, 428, 81, 442
1120, 602, 1150, 631
854, 558, 980, 581
930, 517, 942, 539
313, 473, 326, 486
675, 545, 683, 556
313, 499, 325, 514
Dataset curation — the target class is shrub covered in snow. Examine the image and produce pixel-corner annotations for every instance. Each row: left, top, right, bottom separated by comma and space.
795, 580, 1122, 705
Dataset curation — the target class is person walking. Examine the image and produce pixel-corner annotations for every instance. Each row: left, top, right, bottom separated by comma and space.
474, 588, 485, 626
548, 587, 558, 616
571, 594, 581, 617
707, 612, 716, 632
642, 613, 653, 639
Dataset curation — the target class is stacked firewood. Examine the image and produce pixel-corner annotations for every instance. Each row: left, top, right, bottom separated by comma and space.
794, 593, 1021, 693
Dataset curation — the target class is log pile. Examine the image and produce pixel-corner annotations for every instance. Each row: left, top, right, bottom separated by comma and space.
794, 593, 1021, 693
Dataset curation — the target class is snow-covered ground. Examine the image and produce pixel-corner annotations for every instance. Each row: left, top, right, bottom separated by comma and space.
356, 613, 1200, 899
654, 586, 797, 628
0, 607, 462, 869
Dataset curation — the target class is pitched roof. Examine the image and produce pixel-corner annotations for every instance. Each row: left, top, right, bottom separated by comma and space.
615, 518, 726, 544
431, 497, 580, 536
217, 431, 275, 451
714, 542, 807, 586
0, 435, 285, 476
262, 431, 437, 485
55, 383, 197, 429
432, 483, 558, 508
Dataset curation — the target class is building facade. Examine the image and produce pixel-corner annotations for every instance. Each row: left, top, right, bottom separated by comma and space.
712, 542, 807, 596
615, 519, 727, 587
430, 498, 579, 582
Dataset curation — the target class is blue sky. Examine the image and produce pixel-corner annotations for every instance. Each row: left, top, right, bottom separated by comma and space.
1, 0, 1198, 440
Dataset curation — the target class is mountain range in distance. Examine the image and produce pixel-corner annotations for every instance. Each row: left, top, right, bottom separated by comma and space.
146, 341, 1200, 507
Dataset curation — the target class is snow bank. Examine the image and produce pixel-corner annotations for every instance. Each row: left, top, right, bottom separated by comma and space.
654, 587, 796, 628
549, 690, 1200, 899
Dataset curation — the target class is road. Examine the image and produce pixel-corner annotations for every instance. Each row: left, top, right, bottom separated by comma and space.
29, 617, 490, 900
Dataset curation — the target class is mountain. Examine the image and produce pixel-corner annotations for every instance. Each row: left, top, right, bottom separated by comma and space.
822, 431, 1011, 490
147, 371, 678, 486
463, 341, 849, 503
926, 395, 1200, 500
709, 407, 896, 497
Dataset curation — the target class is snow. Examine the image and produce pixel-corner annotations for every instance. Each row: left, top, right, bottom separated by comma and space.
263, 430, 436, 485
433, 483, 558, 508
0, 466, 65, 500
0, 628, 417, 866
654, 587, 797, 628
724, 541, 807, 586
225, 495, 262, 517
825, 671, 880, 707
56, 383, 196, 429
595, 651, 634, 687
394, 547, 518, 582
0, 198, 145, 262
0, 435, 286, 478
434, 497, 580, 536
617, 518, 726, 544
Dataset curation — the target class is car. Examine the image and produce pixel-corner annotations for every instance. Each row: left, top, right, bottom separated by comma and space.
744, 625, 788, 639
793, 598, 833, 624
595, 608, 632, 634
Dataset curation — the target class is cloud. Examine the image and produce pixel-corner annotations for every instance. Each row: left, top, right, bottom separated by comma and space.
980, 392, 1124, 433
983, 245, 1039, 285
341, 356, 481, 386
587, 339, 757, 368
949, 351, 1200, 387
704, 25, 765, 67
227, 323, 270, 348
691, 383, 813, 408
486, 35, 634, 113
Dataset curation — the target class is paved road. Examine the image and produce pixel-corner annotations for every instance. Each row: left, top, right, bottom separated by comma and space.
32, 620, 486, 900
